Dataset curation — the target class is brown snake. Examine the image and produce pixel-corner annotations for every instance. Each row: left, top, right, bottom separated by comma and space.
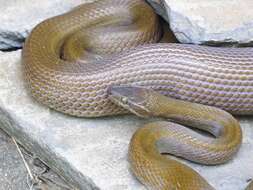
22, 0, 253, 189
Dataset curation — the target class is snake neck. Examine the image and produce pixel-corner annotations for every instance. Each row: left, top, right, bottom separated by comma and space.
143, 91, 241, 144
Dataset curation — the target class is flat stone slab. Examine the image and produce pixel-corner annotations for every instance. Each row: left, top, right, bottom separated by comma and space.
0, 50, 252, 190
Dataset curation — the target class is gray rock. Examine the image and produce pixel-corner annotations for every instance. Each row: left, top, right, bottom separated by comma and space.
0, 128, 28, 190
0, 128, 72, 190
0, 0, 95, 50
0, 51, 252, 189
147, 0, 253, 45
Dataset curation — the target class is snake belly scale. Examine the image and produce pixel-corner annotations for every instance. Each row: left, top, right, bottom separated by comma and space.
22, 0, 253, 189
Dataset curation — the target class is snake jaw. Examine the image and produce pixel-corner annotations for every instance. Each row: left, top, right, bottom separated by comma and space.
107, 86, 152, 117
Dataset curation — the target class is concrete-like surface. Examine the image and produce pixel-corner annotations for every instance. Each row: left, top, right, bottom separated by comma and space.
0, 127, 72, 190
0, 50, 252, 190
0, 129, 28, 190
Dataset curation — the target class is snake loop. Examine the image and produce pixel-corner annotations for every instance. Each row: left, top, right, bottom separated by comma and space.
22, 0, 253, 189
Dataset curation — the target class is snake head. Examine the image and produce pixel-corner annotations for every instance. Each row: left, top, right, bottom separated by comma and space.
108, 86, 152, 118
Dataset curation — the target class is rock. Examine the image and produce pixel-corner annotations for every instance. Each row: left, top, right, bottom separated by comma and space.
147, 0, 253, 45
0, 50, 252, 190
0, 128, 71, 190
0, 0, 95, 50
0, 128, 28, 190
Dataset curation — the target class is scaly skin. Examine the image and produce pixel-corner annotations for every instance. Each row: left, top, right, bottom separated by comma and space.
22, 0, 162, 117
109, 86, 242, 190
22, 0, 253, 117
22, 0, 253, 189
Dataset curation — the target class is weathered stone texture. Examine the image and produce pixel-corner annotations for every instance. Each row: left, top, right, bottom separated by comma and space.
147, 0, 253, 45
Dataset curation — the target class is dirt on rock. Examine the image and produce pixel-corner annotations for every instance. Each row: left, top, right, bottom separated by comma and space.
0, 128, 74, 190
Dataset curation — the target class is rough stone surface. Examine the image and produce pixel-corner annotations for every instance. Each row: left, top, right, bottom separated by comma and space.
147, 0, 253, 45
0, 129, 28, 190
0, 51, 252, 190
0, 0, 95, 50
0, 128, 72, 190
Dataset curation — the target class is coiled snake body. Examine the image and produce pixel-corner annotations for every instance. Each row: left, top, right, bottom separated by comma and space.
22, 0, 253, 189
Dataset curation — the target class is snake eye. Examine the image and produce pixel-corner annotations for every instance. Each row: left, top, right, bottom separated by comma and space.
121, 97, 128, 104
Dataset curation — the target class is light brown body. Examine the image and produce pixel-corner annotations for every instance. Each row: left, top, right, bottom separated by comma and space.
22, 0, 253, 189
109, 86, 242, 190
246, 182, 253, 190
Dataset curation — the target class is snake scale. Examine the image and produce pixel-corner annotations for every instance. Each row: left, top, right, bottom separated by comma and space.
22, 0, 253, 189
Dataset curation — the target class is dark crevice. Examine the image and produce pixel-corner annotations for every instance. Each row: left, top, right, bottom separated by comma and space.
0, 46, 23, 52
